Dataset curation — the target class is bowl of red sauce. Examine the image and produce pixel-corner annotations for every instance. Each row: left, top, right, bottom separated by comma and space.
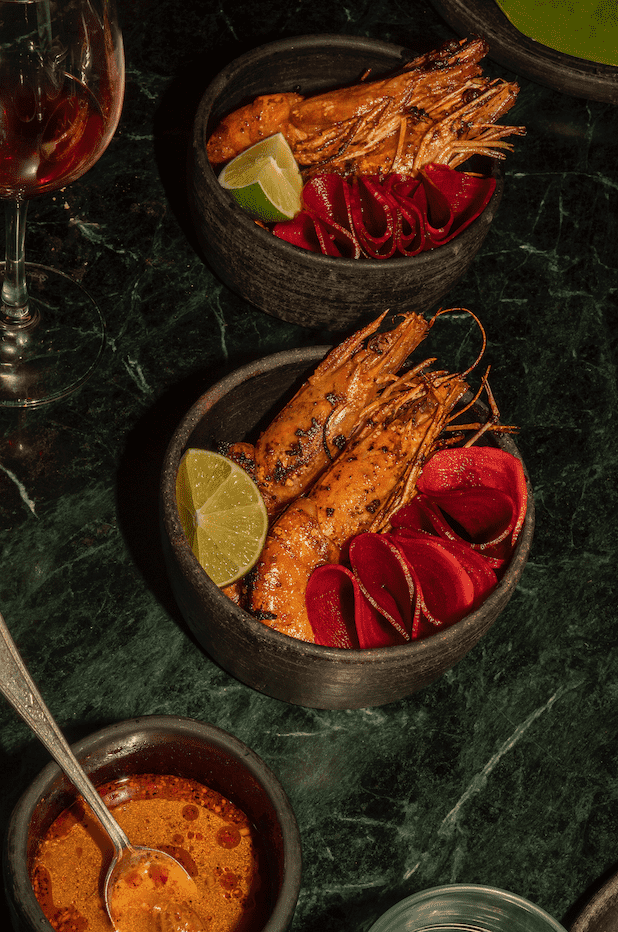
190, 34, 518, 331
159, 343, 535, 710
3, 715, 302, 932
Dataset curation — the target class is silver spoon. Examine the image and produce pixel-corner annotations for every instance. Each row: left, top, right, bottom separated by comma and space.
0, 610, 204, 932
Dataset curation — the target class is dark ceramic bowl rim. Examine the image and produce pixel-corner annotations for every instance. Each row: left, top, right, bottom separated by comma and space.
570, 869, 618, 932
4, 714, 302, 932
161, 346, 535, 663
194, 33, 503, 272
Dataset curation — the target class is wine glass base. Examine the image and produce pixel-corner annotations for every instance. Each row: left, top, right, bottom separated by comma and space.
0, 262, 106, 408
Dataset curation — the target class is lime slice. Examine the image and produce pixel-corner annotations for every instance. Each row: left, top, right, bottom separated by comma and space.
218, 133, 303, 222
176, 449, 268, 588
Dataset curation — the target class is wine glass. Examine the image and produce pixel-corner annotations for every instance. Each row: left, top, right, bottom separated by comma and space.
0, 0, 124, 407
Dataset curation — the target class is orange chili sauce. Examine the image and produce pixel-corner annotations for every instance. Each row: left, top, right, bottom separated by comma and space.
31, 773, 266, 932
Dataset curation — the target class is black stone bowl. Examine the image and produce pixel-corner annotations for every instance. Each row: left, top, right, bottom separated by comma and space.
160, 348, 535, 710
571, 871, 618, 932
3, 715, 302, 932
190, 34, 504, 331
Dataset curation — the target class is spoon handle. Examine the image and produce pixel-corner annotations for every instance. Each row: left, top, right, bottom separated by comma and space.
0, 610, 131, 852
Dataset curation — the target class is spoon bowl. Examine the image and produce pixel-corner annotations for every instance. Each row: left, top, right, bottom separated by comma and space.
0, 610, 203, 932
156, 900, 207, 932
106, 846, 205, 932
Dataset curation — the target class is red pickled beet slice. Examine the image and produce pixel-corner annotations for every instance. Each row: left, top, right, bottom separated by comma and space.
273, 210, 362, 258
347, 175, 398, 258
273, 166, 496, 259
306, 448, 526, 650
419, 164, 496, 239
272, 175, 362, 258
393, 490, 515, 566
305, 564, 360, 648
301, 172, 349, 220
355, 600, 413, 648
418, 447, 527, 537
348, 535, 414, 646
391, 495, 454, 538
389, 530, 497, 612
312, 215, 362, 259
307, 561, 406, 650
391, 449, 525, 549
424, 487, 516, 545
387, 533, 476, 627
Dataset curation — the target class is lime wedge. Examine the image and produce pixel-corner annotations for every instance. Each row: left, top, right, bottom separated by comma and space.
218, 133, 303, 222
176, 449, 268, 588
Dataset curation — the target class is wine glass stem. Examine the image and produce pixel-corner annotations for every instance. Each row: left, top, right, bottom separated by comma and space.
2, 198, 30, 320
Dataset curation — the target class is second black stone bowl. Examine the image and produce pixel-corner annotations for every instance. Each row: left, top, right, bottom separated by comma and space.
190, 34, 504, 331
3, 715, 302, 932
571, 870, 618, 932
160, 347, 535, 710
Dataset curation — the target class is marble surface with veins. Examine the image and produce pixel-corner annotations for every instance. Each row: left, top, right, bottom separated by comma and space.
1, 2, 617, 932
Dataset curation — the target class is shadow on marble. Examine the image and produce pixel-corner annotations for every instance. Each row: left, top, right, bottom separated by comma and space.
151, 38, 282, 260
0, 420, 83, 528
115, 354, 285, 623
0, 720, 121, 817
152, 59, 216, 257
297, 883, 466, 932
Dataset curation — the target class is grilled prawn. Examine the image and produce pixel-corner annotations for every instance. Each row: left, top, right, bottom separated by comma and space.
207, 37, 524, 179
248, 370, 470, 642
224, 310, 431, 516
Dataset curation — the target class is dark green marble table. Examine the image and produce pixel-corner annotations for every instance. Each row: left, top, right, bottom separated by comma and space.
1, 1, 617, 931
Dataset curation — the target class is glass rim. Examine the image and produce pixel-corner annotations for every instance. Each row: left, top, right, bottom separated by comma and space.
368, 884, 568, 932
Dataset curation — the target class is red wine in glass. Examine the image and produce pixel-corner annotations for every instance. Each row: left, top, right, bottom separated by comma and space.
0, 78, 107, 199
0, 0, 125, 408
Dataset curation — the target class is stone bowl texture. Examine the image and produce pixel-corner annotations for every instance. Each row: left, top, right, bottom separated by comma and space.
160, 347, 535, 710
3, 715, 302, 932
190, 34, 504, 331
571, 871, 618, 932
